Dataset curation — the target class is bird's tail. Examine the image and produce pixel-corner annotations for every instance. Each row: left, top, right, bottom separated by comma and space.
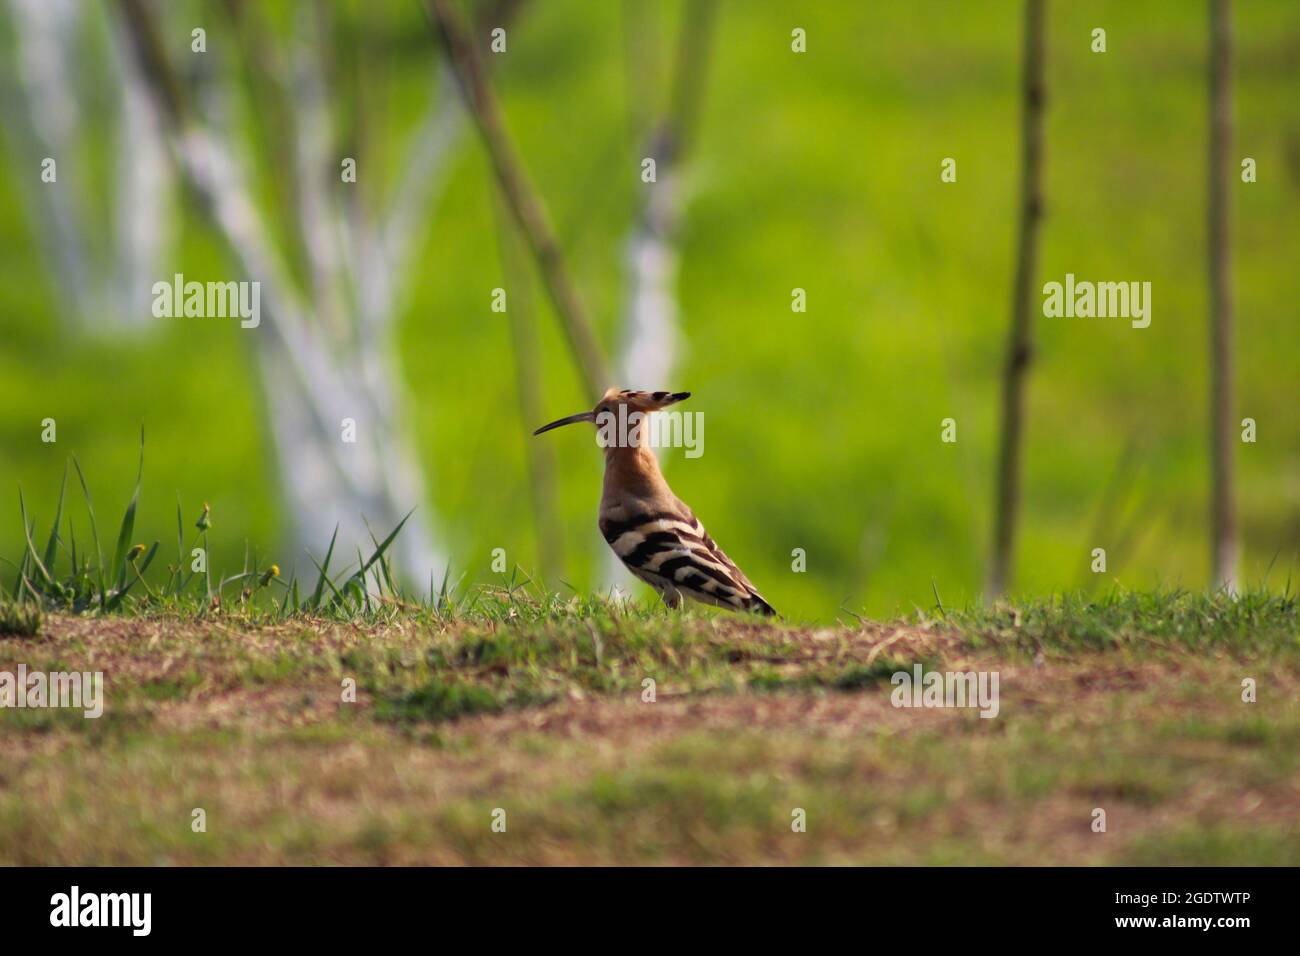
747, 594, 779, 618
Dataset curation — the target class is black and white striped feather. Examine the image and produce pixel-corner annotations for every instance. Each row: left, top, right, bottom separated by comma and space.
600, 507, 777, 616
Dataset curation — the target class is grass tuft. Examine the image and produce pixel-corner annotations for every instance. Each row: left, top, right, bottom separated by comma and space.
948, 588, 1298, 656
374, 679, 508, 723
0, 599, 41, 637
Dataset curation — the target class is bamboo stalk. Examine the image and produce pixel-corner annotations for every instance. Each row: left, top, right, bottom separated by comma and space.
988, 0, 1047, 598
1207, 0, 1238, 591
426, 0, 612, 396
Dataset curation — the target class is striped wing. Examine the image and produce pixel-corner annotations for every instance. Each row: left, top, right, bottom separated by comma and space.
600, 509, 777, 616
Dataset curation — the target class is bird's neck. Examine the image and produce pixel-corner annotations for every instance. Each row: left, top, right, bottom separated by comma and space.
602, 440, 670, 503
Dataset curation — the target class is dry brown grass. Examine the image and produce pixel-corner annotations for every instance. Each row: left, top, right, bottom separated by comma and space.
1, 612, 1296, 864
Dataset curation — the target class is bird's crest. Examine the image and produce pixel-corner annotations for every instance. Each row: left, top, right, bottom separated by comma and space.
598, 389, 691, 413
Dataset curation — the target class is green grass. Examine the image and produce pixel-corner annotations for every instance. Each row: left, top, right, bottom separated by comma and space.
949, 587, 1299, 655
0, 598, 40, 637
5, 438, 422, 622
0, 583, 1295, 864
11, 451, 1290, 710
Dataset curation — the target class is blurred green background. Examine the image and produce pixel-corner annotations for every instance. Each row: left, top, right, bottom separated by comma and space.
1, 0, 1296, 621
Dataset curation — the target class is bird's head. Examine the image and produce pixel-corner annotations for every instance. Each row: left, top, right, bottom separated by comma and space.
532, 388, 691, 436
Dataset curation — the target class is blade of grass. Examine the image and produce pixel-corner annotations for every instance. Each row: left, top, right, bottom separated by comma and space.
111, 431, 145, 591
72, 455, 107, 610
308, 525, 340, 609
363, 517, 397, 596
66, 510, 77, 574
329, 510, 414, 610
41, 463, 69, 576
307, 551, 349, 608
18, 488, 56, 591
10, 552, 24, 600
170, 495, 185, 595
354, 546, 371, 614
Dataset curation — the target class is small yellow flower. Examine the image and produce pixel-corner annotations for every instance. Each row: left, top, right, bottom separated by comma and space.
126, 543, 146, 562
259, 564, 281, 587
196, 502, 212, 531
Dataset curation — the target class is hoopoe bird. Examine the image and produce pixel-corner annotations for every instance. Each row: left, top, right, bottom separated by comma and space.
534, 388, 777, 616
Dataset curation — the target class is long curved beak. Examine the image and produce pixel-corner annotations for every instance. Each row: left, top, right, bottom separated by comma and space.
533, 411, 595, 436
